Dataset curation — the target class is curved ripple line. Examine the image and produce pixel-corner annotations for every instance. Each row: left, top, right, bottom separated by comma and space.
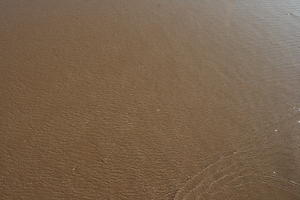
174, 112, 300, 200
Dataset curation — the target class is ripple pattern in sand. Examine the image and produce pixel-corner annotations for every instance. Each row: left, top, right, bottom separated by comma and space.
174, 112, 300, 200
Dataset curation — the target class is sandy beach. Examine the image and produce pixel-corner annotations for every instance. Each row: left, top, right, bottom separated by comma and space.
1, 0, 300, 199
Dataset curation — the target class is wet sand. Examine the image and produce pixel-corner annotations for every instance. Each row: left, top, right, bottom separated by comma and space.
1, 0, 300, 199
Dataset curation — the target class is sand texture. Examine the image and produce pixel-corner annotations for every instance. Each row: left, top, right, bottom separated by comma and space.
1, 0, 300, 199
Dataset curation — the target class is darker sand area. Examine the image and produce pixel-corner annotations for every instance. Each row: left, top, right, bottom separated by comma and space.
1, 0, 300, 199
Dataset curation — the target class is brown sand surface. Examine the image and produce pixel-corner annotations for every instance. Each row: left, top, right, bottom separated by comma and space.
1, 0, 300, 199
